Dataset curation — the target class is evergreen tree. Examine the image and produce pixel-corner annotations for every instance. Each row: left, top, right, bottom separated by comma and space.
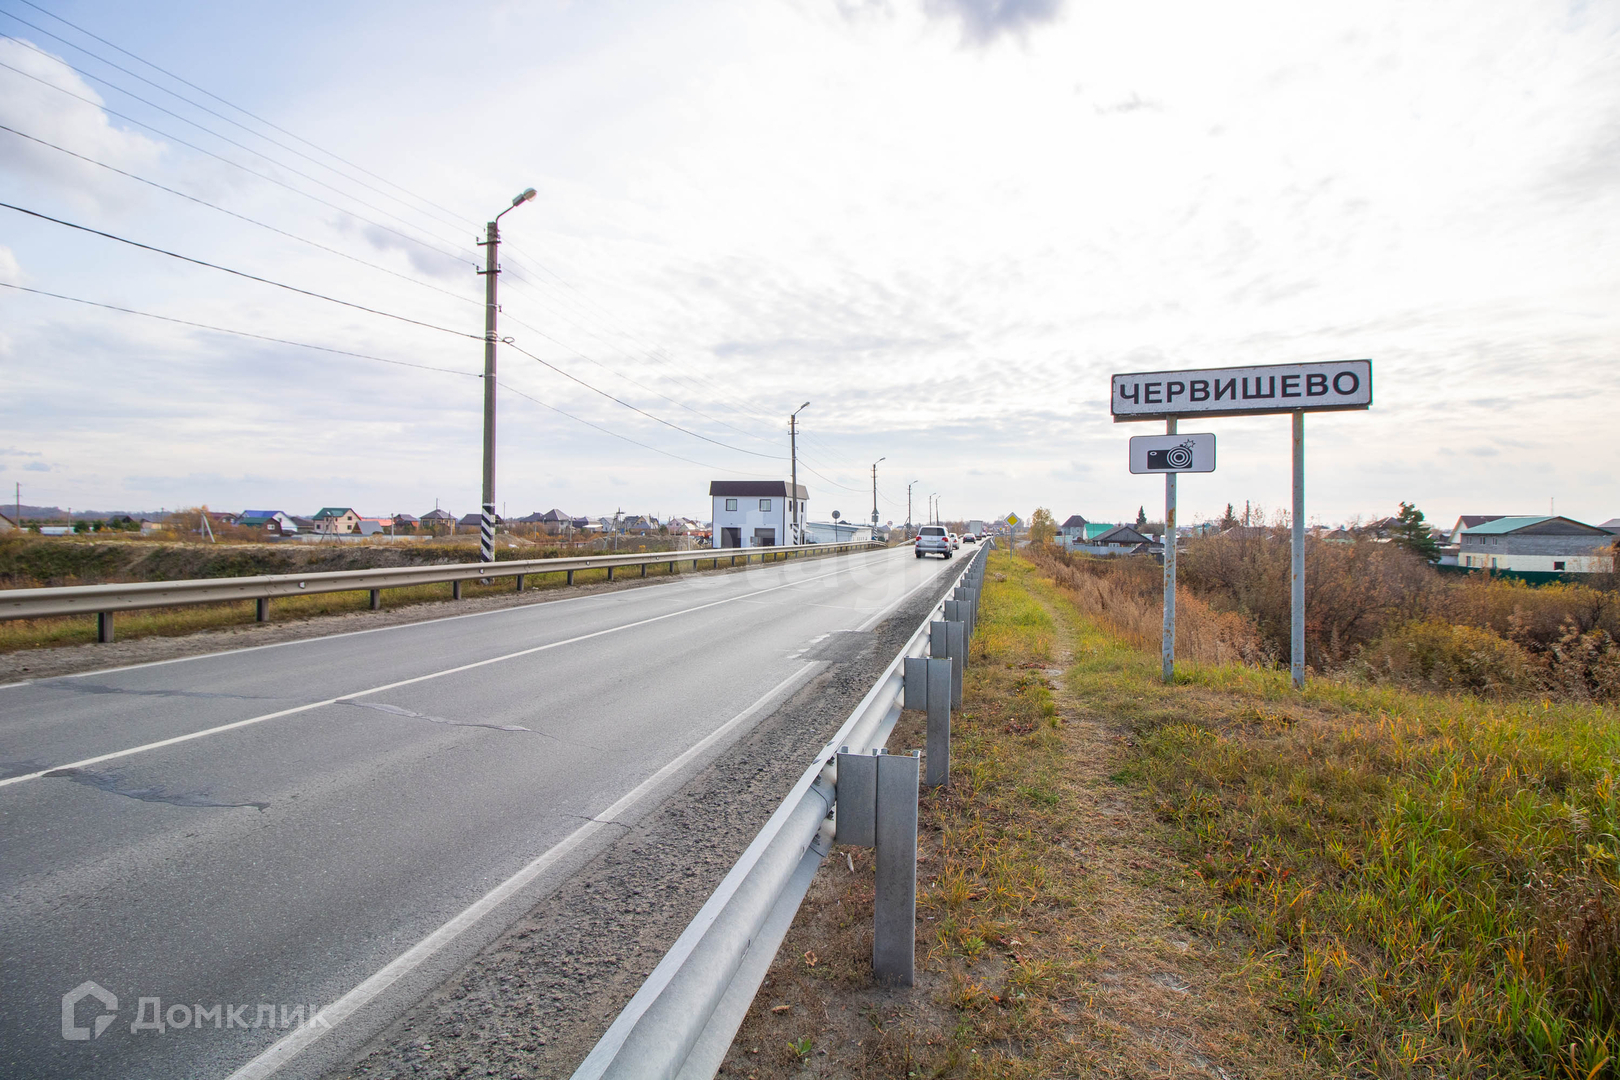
1390, 501, 1441, 563
1135, 506, 1147, 529
1220, 503, 1238, 529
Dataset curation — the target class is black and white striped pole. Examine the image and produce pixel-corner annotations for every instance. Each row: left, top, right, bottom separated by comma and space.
478, 186, 537, 567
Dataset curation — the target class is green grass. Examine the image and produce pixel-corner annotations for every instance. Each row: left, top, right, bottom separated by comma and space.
1063, 585, 1620, 1077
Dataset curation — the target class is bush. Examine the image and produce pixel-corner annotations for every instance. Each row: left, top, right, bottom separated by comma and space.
1356, 619, 1542, 694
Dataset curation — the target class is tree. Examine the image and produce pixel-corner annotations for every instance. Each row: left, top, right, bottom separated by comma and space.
1389, 501, 1441, 563
1029, 507, 1057, 545
1135, 506, 1147, 529
1220, 503, 1239, 530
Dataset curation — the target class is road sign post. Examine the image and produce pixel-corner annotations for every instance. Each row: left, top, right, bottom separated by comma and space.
1112, 360, 1371, 689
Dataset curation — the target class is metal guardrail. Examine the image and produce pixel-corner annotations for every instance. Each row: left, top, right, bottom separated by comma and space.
570, 541, 991, 1080
0, 540, 884, 632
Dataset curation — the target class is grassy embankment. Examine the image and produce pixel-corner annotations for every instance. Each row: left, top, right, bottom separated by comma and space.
731, 550, 1620, 1078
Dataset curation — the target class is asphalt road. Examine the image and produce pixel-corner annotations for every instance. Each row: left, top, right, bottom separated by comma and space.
0, 545, 954, 1080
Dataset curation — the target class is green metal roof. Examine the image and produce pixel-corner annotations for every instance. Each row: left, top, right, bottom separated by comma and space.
1462, 516, 1550, 535
312, 507, 356, 518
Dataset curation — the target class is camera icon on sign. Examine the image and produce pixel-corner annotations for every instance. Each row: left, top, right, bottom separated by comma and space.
1146, 441, 1195, 470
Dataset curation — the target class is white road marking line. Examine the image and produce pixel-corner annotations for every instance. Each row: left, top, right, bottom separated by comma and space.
221, 663, 818, 1080
0, 559, 886, 790
0, 546, 901, 690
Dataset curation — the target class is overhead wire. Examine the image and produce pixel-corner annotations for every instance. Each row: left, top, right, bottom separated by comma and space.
0, 57, 474, 267
499, 383, 771, 477
0, 122, 479, 309
0, 10, 468, 235
503, 338, 782, 460
5, 3, 794, 435
0, 36, 477, 259
0, 281, 478, 377
0, 200, 481, 340
9, 0, 477, 229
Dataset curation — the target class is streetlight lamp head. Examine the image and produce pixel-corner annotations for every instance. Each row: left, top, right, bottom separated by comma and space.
513, 188, 537, 206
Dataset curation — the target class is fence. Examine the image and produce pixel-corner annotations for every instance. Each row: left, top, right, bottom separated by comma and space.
571, 541, 990, 1080
0, 540, 882, 643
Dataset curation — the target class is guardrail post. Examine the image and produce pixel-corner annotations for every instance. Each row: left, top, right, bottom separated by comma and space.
925, 657, 951, 788
516, 574, 526, 592
668, 560, 675, 574
256, 597, 269, 622
567, 569, 575, 585
97, 611, 113, 643
452, 580, 462, 600
370, 588, 382, 611
834, 748, 877, 847
873, 750, 919, 986
932, 620, 965, 707
902, 656, 928, 710
607, 565, 615, 582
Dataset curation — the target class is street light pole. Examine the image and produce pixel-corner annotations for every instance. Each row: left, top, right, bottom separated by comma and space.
478, 186, 537, 565
871, 456, 885, 529
790, 401, 810, 544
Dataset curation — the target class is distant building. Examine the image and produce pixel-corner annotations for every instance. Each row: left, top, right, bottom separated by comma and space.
710, 481, 806, 548
1458, 516, 1616, 573
0, 512, 14, 533
312, 507, 362, 534
1074, 524, 1153, 557
239, 510, 298, 536
420, 508, 455, 532
1055, 515, 1088, 551
803, 520, 872, 543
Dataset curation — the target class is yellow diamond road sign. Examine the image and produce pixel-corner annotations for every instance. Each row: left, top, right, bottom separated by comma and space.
1005, 513, 1020, 527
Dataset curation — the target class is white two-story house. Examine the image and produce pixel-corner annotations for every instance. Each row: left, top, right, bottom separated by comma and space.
709, 481, 807, 548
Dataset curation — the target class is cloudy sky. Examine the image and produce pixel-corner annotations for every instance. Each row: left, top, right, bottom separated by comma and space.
2, 0, 1616, 528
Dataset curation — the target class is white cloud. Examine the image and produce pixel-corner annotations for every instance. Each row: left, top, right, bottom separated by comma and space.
0, 37, 165, 209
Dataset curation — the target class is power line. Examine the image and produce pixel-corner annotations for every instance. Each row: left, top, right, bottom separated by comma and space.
0, 57, 474, 268
0, 35, 477, 259
0, 122, 479, 309
0, 281, 478, 377
504, 339, 782, 460
501, 383, 769, 476
0, 201, 480, 340
9, 0, 476, 230
0, 11, 467, 236
499, 307, 783, 450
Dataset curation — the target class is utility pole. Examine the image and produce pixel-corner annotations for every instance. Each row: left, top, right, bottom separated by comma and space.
790, 401, 810, 544
477, 187, 537, 566
906, 480, 918, 536
871, 457, 885, 529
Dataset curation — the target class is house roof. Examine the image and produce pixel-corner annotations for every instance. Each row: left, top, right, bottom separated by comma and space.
420, 508, 454, 520
1095, 525, 1151, 545
240, 509, 288, 519
1060, 514, 1088, 529
313, 507, 356, 518
1600, 518, 1620, 531
709, 481, 808, 499
1453, 515, 1507, 532
392, 514, 418, 523
1463, 515, 1611, 536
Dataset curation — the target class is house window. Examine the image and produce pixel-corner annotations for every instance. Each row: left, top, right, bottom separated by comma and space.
725, 498, 737, 511
1554, 561, 1566, 571
759, 499, 772, 512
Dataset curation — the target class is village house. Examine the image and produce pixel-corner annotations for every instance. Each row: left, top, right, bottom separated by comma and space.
311, 507, 362, 534
237, 510, 298, 536
710, 480, 806, 548
1457, 516, 1617, 573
